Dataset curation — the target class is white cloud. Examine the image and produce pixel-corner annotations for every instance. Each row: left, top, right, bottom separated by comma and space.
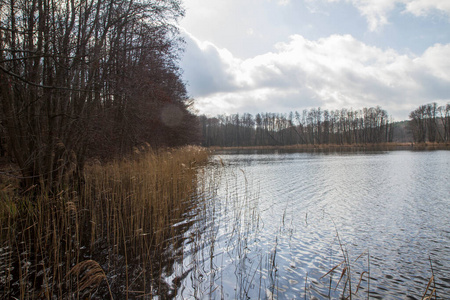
180, 31, 242, 96
312, 0, 450, 31
268, 0, 291, 6
181, 31, 450, 120
347, 0, 396, 31
404, 0, 450, 17
418, 43, 450, 81
277, 0, 291, 6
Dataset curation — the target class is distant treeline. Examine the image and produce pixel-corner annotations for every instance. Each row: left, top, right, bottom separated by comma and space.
200, 106, 393, 147
200, 103, 450, 147
409, 103, 450, 143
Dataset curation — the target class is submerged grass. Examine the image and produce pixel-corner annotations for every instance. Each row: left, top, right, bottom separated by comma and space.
0, 146, 209, 299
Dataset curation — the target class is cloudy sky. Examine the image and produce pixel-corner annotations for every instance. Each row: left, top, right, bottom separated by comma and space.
179, 0, 450, 121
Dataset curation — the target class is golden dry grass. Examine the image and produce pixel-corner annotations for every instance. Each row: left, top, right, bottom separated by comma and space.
0, 145, 210, 299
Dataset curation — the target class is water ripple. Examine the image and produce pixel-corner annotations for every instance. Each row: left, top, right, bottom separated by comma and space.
174, 150, 450, 299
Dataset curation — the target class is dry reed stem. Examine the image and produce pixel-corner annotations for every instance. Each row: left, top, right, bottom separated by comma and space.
68, 259, 113, 299
1, 146, 210, 298
421, 275, 436, 300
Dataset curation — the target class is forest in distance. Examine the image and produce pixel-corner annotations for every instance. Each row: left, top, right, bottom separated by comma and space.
1, 0, 449, 192
0, 0, 448, 298
0, 0, 449, 190
199, 103, 450, 147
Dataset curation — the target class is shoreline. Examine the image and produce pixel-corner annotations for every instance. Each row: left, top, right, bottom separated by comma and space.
209, 142, 450, 152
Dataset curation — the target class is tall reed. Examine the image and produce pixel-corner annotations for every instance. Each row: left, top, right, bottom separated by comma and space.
0, 146, 209, 298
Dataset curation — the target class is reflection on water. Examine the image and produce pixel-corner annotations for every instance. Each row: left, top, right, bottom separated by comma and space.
167, 150, 450, 299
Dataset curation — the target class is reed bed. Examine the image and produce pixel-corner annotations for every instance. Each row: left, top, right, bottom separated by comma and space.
0, 147, 440, 299
0, 146, 209, 299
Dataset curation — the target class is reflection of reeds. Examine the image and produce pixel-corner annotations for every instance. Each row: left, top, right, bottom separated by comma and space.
0, 146, 209, 298
3, 146, 440, 299
184, 162, 265, 299
320, 231, 438, 300
319, 226, 370, 300
192, 161, 443, 300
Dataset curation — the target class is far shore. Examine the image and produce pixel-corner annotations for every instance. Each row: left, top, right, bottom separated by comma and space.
209, 142, 450, 152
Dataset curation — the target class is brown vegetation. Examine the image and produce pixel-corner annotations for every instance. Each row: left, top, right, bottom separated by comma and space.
0, 0, 199, 193
0, 146, 209, 298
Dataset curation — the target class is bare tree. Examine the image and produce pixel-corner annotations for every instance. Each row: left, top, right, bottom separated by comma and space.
0, 0, 189, 192
409, 103, 450, 143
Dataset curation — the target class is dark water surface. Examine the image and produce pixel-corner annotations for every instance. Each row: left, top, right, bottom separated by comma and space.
169, 150, 450, 299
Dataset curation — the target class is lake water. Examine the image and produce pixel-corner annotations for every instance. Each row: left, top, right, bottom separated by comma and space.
169, 150, 450, 299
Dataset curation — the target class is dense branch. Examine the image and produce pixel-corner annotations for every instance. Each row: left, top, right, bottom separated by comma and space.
0, 0, 197, 193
